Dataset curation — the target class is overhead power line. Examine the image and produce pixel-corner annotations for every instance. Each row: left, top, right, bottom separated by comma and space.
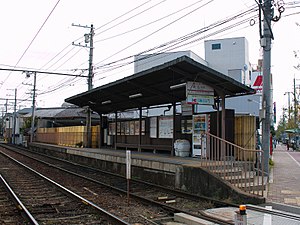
94, 0, 214, 67
93, 5, 258, 72
94, 0, 209, 43
43, 3, 259, 92
0, 68, 87, 78
0, 0, 61, 90
2, 2, 275, 101
11, 0, 160, 102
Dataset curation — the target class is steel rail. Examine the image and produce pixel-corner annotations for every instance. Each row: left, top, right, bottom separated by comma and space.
3, 144, 300, 223
1, 144, 235, 225
0, 174, 39, 225
4, 143, 238, 207
0, 150, 130, 225
246, 204, 300, 222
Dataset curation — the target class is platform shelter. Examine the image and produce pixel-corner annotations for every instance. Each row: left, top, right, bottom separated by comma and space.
65, 56, 255, 156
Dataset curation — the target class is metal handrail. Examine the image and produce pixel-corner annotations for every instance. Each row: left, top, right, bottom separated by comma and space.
200, 132, 265, 196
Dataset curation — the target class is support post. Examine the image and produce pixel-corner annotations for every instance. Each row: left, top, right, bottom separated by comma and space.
114, 112, 117, 150
138, 107, 142, 152
12, 89, 17, 144
261, 0, 272, 177
172, 102, 176, 156
86, 24, 94, 148
30, 72, 37, 143
294, 78, 297, 126
72, 23, 94, 148
221, 94, 226, 159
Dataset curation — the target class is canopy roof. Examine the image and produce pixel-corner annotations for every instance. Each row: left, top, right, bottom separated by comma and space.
66, 56, 255, 114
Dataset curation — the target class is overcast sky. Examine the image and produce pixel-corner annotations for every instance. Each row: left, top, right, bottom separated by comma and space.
0, 0, 299, 126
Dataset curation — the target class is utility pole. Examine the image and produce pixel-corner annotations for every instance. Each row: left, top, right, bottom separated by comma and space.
29, 72, 37, 143
294, 78, 298, 127
13, 89, 17, 144
261, 0, 272, 177
72, 23, 94, 148
7, 89, 16, 144
284, 91, 291, 121
5, 99, 8, 140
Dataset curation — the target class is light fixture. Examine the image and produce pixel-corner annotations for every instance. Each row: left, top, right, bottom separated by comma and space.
101, 100, 111, 105
170, 82, 186, 90
88, 101, 96, 105
129, 93, 142, 99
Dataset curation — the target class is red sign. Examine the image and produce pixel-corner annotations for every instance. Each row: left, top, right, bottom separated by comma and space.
252, 75, 262, 92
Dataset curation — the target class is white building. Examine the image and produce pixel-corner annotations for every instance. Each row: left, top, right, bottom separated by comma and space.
133, 37, 262, 117
204, 37, 262, 117
204, 37, 251, 86
134, 51, 207, 73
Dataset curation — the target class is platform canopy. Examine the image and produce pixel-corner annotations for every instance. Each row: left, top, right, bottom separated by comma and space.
65, 56, 255, 114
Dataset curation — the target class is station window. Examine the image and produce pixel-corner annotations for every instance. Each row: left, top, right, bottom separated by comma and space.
212, 43, 221, 50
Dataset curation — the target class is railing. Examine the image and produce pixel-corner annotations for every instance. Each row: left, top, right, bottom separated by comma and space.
200, 132, 265, 196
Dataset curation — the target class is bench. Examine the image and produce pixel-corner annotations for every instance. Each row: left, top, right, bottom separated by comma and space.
116, 143, 138, 150
116, 143, 172, 153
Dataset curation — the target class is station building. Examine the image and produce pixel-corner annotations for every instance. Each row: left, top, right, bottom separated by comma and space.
28, 37, 268, 202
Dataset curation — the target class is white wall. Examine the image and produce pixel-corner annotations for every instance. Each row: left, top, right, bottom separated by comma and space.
226, 94, 261, 117
134, 51, 207, 73
204, 37, 250, 85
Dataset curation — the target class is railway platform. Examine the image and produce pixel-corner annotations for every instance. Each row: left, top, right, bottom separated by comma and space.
27, 142, 300, 206
28, 142, 265, 205
5, 141, 300, 224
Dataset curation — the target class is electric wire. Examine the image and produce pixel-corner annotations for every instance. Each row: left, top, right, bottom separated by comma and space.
12, 0, 163, 106
94, 0, 167, 37
94, 5, 258, 72
37, 0, 158, 75
0, 0, 61, 90
62, 4, 259, 89
94, 0, 206, 43
7, 0, 298, 108
16, 0, 213, 102
94, 0, 154, 33
93, 0, 214, 67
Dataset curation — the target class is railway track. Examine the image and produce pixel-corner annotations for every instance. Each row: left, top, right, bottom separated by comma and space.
0, 143, 239, 224
0, 147, 133, 225
13, 143, 300, 224
0, 174, 31, 225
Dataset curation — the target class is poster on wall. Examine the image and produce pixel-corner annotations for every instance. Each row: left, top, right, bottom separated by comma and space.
125, 121, 130, 135
130, 121, 135, 135
159, 116, 173, 138
117, 122, 121, 134
150, 117, 157, 138
141, 120, 145, 135
120, 122, 125, 135
109, 123, 115, 135
134, 121, 140, 135
192, 114, 207, 157
181, 119, 192, 134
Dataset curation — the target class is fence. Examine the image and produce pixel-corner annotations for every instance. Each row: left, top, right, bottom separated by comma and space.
201, 132, 265, 196
35, 126, 100, 148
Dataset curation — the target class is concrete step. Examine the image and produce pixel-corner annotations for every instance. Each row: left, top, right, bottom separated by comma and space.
224, 175, 255, 184
174, 212, 218, 225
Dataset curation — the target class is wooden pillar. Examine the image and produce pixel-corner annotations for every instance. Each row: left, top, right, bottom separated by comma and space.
221, 94, 226, 159
99, 114, 103, 148
216, 97, 220, 137
172, 102, 176, 156
138, 107, 142, 152
114, 112, 117, 150
221, 94, 226, 140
